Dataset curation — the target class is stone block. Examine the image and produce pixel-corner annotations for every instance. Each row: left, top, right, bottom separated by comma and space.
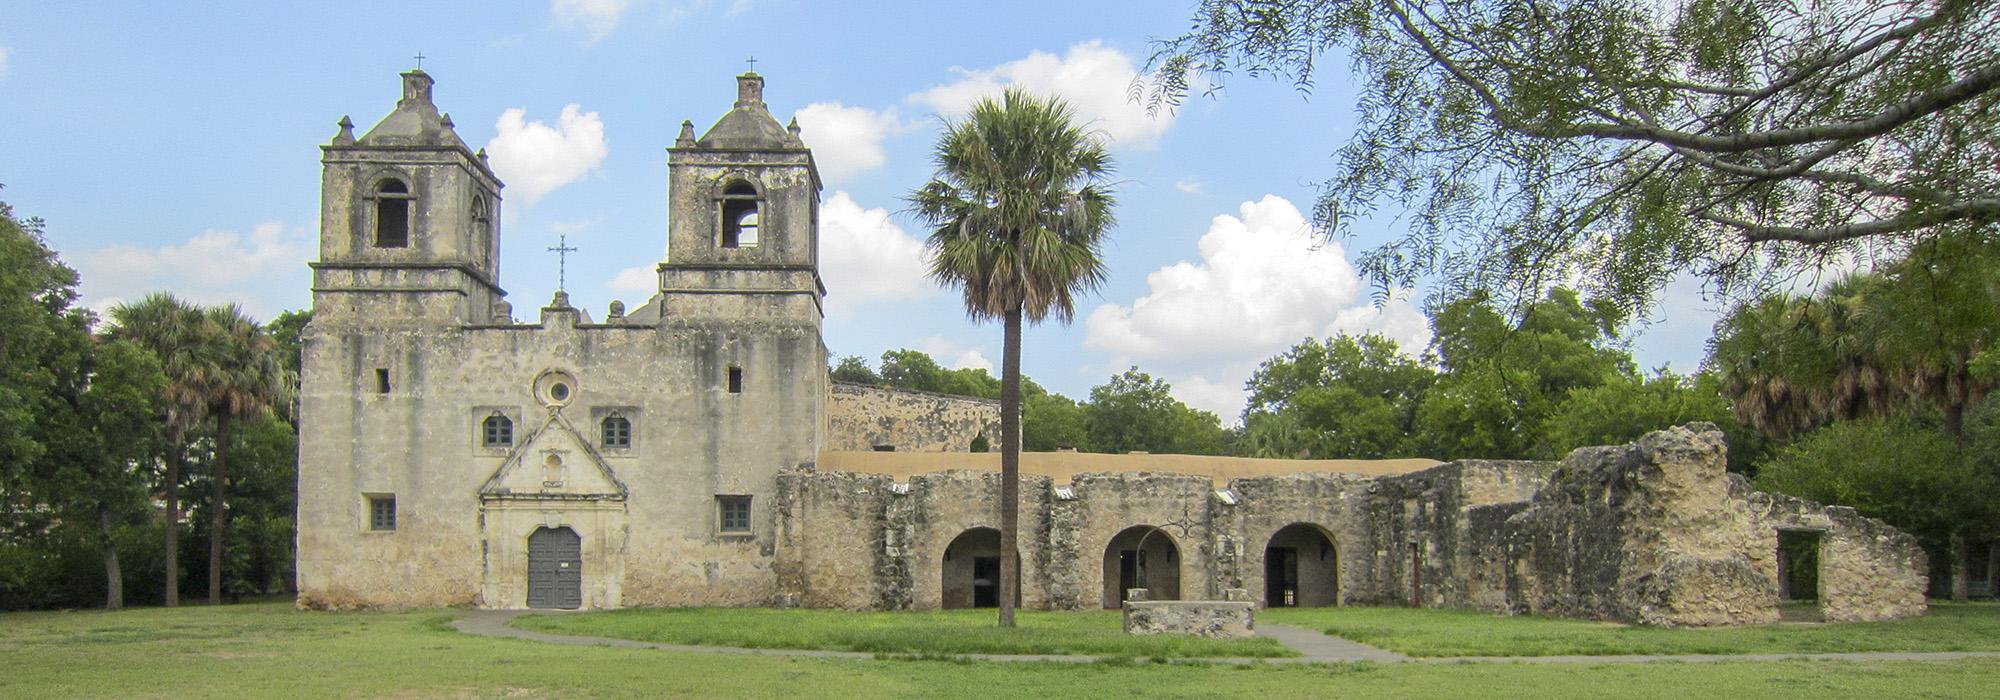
1122, 600, 1255, 638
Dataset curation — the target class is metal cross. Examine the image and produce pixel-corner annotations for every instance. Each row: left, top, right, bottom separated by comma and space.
746, 56, 757, 72
547, 234, 579, 291
414, 52, 426, 70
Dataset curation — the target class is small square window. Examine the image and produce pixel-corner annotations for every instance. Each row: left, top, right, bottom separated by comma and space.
727, 366, 743, 394
717, 495, 751, 534
375, 368, 391, 393
482, 414, 513, 448
368, 495, 396, 531
601, 414, 631, 449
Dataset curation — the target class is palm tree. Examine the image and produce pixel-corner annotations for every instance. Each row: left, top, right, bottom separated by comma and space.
908, 89, 1115, 627
108, 293, 212, 607
200, 304, 287, 605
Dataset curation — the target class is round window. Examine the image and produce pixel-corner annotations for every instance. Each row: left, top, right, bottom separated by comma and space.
533, 369, 579, 407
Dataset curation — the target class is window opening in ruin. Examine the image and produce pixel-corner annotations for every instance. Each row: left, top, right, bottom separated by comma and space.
374, 368, 390, 394
374, 179, 412, 248
601, 414, 631, 449
717, 495, 751, 533
482, 414, 513, 448
727, 366, 743, 394
720, 182, 760, 248
470, 195, 491, 258
970, 435, 990, 452
367, 495, 396, 531
1777, 529, 1825, 620
872, 444, 896, 452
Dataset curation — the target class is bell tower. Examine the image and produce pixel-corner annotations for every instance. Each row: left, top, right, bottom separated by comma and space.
312, 69, 507, 325
659, 71, 824, 321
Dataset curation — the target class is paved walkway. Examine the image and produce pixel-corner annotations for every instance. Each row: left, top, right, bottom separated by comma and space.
452, 610, 2000, 666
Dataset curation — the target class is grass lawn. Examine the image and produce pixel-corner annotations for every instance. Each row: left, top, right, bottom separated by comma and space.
513, 607, 1292, 658
3, 603, 1999, 698
1261, 602, 2000, 657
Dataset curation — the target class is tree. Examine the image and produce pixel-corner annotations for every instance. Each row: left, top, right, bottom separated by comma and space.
196, 304, 287, 605
1413, 289, 1633, 459
0, 192, 78, 530
1242, 334, 1433, 458
107, 293, 213, 607
1539, 369, 1756, 467
1082, 368, 1226, 456
265, 310, 310, 425
1022, 378, 1090, 452
830, 355, 881, 385
908, 89, 1115, 627
51, 340, 167, 610
1146, 1, 2000, 309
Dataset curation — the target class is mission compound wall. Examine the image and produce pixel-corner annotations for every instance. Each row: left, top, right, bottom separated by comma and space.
824, 381, 1000, 453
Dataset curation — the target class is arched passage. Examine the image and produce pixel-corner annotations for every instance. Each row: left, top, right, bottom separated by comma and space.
1102, 525, 1180, 608
1264, 523, 1338, 607
527, 526, 582, 609
941, 527, 1020, 609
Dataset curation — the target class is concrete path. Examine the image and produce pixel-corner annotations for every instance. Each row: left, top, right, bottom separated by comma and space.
452, 610, 2000, 667
1255, 623, 1409, 663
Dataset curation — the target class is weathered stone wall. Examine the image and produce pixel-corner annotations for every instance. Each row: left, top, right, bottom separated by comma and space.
1747, 488, 1929, 622
825, 382, 1000, 452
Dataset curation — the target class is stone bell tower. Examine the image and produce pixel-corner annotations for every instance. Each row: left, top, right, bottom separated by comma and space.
659, 71, 824, 321
312, 69, 507, 326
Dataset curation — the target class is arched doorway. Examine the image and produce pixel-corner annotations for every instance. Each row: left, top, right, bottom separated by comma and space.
1102, 525, 1180, 608
527, 526, 583, 609
1264, 523, 1338, 607
942, 527, 1019, 609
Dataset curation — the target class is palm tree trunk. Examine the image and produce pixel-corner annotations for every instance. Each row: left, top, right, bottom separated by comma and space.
209, 416, 231, 605
998, 304, 1022, 628
164, 447, 181, 607
99, 505, 123, 611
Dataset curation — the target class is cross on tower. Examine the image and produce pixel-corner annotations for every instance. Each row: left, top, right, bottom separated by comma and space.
548, 234, 579, 292
414, 52, 426, 70
746, 56, 757, 72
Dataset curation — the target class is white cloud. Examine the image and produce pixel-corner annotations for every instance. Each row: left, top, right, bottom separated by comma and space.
909, 41, 1175, 148
1084, 195, 1431, 420
552, 0, 630, 41
793, 103, 905, 185
486, 104, 608, 206
0, 46, 10, 78
75, 222, 312, 321
606, 264, 655, 296
915, 336, 994, 373
1174, 179, 1202, 194
819, 191, 934, 313
1171, 372, 1252, 423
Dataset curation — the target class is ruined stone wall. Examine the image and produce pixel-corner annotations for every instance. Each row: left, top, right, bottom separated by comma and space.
1747, 488, 1929, 622
1216, 473, 1374, 606
825, 382, 1000, 452
774, 469, 894, 609
1354, 461, 1556, 609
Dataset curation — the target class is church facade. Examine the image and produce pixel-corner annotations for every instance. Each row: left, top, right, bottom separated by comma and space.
298, 69, 1929, 627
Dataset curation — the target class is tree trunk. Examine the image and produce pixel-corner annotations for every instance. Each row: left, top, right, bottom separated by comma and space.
998, 304, 1022, 628
1952, 532, 1971, 603
1987, 540, 1998, 600
163, 447, 181, 607
99, 505, 123, 611
209, 416, 231, 605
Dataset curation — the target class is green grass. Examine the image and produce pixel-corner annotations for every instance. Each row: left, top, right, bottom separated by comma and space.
3, 603, 1999, 698
1261, 602, 2000, 657
513, 606, 1295, 658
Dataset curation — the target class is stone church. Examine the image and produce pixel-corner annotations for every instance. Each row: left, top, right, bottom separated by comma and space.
298, 69, 1930, 626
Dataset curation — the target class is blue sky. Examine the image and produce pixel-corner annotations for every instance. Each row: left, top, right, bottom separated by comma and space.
0, 0, 1724, 420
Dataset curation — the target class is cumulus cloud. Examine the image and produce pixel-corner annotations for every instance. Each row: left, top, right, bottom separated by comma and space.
552, 0, 631, 41
486, 104, 608, 206
909, 41, 1175, 148
1084, 195, 1431, 419
75, 222, 313, 321
916, 336, 994, 373
819, 191, 934, 313
793, 103, 905, 185
606, 264, 655, 296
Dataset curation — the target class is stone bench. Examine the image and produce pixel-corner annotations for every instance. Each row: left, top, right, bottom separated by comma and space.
1121, 600, 1255, 638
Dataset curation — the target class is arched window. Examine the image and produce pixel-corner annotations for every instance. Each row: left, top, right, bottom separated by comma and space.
481, 414, 513, 448
720, 182, 760, 248
470, 194, 491, 257
601, 414, 631, 449
374, 179, 413, 248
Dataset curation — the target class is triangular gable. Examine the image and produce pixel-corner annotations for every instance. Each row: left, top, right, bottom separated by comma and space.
479, 410, 628, 500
